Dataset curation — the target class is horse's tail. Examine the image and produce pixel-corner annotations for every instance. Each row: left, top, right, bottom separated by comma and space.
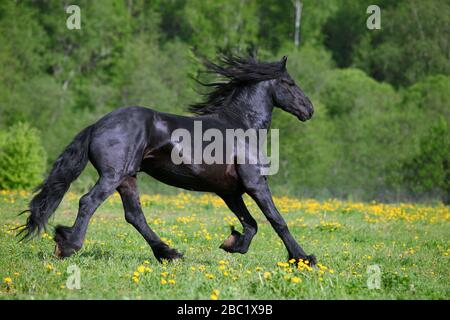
18, 125, 93, 241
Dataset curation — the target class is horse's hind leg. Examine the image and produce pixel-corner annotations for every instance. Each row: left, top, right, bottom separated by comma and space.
219, 194, 257, 254
117, 176, 183, 262
54, 176, 121, 258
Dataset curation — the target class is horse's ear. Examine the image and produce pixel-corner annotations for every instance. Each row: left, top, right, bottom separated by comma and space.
281, 55, 288, 70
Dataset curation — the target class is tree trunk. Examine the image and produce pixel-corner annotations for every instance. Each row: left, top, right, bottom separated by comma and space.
294, 0, 303, 47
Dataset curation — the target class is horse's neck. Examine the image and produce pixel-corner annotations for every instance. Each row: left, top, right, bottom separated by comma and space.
221, 82, 274, 130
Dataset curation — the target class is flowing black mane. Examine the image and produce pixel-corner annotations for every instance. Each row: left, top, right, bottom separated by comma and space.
189, 55, 286, 115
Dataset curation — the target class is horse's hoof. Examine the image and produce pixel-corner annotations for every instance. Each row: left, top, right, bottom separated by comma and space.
219, 227, 242, 253
155, 246, 184, 262
306, 254, 317, 266
54, 243, 62, 258
289, 254, 318, 267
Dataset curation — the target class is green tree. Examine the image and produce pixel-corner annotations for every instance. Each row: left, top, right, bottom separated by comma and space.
402, 118, 449, 203
354, 0, 450, 86
0, 123, 47, 190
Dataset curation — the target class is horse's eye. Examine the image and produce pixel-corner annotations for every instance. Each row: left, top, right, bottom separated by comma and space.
281, 79, 295, 86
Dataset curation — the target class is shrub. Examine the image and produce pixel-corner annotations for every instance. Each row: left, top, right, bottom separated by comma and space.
0, 122, 47, 190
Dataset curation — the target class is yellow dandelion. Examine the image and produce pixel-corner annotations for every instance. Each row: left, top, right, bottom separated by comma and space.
263, 272, 271, 279
3, 277, 12, 284
161, 278, 167, 285
277, 262, 289, 267
291, 277, 301, 283
132, 276, 139, 284
168, 279, 176, 284
137, 265, 145, 273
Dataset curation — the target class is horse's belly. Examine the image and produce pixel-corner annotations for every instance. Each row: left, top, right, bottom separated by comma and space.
141, 159, 241, 193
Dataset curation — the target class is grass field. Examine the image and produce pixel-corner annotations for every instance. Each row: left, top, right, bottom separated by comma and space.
0, 190, 448, 299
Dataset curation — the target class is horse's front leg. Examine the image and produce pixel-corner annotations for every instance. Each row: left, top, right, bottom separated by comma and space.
236, 164, 316, 265
219, 193, 257, 254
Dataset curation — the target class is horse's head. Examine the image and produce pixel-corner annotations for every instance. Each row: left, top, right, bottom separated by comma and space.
271, 56, 314, 121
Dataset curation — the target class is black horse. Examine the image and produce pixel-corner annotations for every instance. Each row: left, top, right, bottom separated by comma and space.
20, 55, 316, 264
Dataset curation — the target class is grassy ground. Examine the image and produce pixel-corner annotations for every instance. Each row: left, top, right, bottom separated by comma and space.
0, 190, 448, 299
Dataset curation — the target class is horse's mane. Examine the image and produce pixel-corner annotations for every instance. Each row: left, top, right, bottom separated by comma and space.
189, 54, 286, 115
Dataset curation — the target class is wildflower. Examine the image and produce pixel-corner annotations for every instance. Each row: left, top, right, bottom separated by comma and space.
255, 266, 263, 272
145, 267, 153, 273
161, 279, 167, 285
289, 259, 296, 264
291, 277, 301, 283
3, 277, 12, 284
132, 276, 139, 284
60, 284, 66, 289
161, 272, 168, 277
205, 273, 215, 279
45, 263, 53, 270
263, 272, 271, 279
277, 262, 289, 267
13, 272, 20, 277
137, 265, 145, 273
168, 279, 176, 284
143, 260, 150, 265
190, 266, 196, 271
133, 271, 140, 277
210, 289, 220, 300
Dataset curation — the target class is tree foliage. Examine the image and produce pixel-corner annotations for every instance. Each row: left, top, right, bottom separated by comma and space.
0, 1, 448, 201
0, 123, 47, 190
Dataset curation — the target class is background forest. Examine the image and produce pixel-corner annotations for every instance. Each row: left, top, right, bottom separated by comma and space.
0, 0, 448, 203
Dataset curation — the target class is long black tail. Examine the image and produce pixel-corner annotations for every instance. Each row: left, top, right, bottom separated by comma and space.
18, 125, 93, 240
